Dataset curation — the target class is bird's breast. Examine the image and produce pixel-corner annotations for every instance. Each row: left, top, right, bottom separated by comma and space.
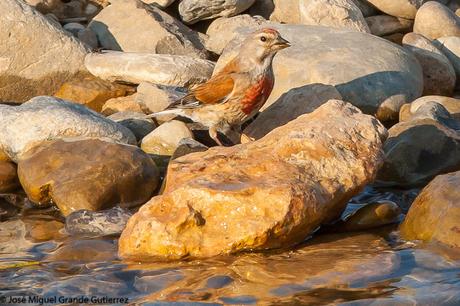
241, 75, 274, 115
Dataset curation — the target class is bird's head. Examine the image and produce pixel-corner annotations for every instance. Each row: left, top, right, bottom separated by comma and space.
240, 28, 291, 64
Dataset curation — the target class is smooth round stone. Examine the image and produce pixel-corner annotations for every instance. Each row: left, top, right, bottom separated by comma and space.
414, 1, 460, 40
340, 201, 402, 231
434, 36, 460, 86
141, 120, 194, 156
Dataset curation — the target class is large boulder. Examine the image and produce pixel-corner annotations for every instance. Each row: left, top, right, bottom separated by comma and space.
378, 101, 460, 187
400, 171, 460, 248
85, 51, 214, 87
18, 139, 159, 217
402, 33, 456, 96
119, 100, 386, 260
216, 24, 423, 121
365, 0, 447, 19
299, 0, 370, 33
0, 0, 89, 102
178, 0, 257, 24
434, 36, 460, 86
413, 1, 460, 40
0, 96, 136, 161
89, 0, 208, 59
400, 96, 460, 122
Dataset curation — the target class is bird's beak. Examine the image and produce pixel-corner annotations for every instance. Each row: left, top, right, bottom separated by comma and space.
274, 36, 291, 49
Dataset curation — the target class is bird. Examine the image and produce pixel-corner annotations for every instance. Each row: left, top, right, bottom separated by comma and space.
147, 28, 291, 146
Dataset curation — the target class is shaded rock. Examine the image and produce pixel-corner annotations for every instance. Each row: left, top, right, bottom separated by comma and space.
63, 22, 85, 36
0, 161, 19, 193
382, 32, 405, 44
0, 197, 20, 221
142, 0, 176, 8
243, 83, 342, 140
400, 170, 460, 248
351, 0, 380, 17
89, 0, 208, 59
247, 0, 275, 19
54, 76, 132, 112
414, 1, 460, 40
0, 0, 89, 102
18, 139, 159, 216
216, 24, 423, 122
77, 28, 99, 50
402, 32, 456, 96
434, 36, 460, 86
206, 15, 268, 54
178, 0, 257, 24
378, 102, 460, 187
25, 219, 65, 242
135, 82, 187, 113
141, 120, 194, 156
171, 138, 208, 160
85, 51, 214, 87
400, 96, 460, 122
366, 15, 413, 36
119, 100, 386, 259
365, 0, 427, 19
65, 206, 132, 237
0, 96, 136, 161
299, 0, 370, 33
47, 239, 117, 262
338, 201, 402, 231
108, 111, 156, 141
101, 94, 144, 116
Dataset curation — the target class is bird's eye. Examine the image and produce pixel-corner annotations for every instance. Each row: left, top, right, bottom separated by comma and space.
260, 36, 267, 42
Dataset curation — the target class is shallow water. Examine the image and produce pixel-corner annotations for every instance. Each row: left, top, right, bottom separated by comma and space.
0, 187, 459, 305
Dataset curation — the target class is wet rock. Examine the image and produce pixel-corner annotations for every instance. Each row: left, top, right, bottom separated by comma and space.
0, 0, 89, 102
141, 120, 194, 156
89, 0, 208, 59
135, 82, 186, 114
47, 239, 117, 262
414, 1, 460, 40
299, 0, 370, 33
0, 161, 19, 193
85, 51, 214, 87
400, 96, 460, 122
247, 0, 274, 19
402, 33, 456, 96
434, 36, 460, 86
0, 96, 136, 161
119, 100, 386, 259
243, 83, 342, 140
366, 15, 413, 36
0, 219, 34, 254
25, 219, 65, 242
400, 170, 460, 248
338, 201, 402, 231
178, 0, 257, 25
101, 94, 144, 116
54, 76, 132, 112
108, 111, 156, 141
18, 139, 159, 216
65, 206, 132, 237
378, 102, 460, 187
206, 15, 268, 55
171, 138, 209, 160
365, 0, 427, 19
270, 0, 300, 23
216, 24, 423, 122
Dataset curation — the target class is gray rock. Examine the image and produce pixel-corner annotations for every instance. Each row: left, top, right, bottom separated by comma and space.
299, 0, 370, 33
366, 15, 413, 36
351, 0, 380, 17
108, 111, 156, 141
0, 0, 89, 102
89, 0, 209, 59
247, 0, 274, 19
0, 96, 136, 161
414, 1, 460, 40
216, 24, 423, 122
171, 138, 209, 160
403, 32, 456, 96
179, 0, 257, 24
85, 51, 215, 87
434, 36, 460, 86
136, 82, 187, 113
65, 207, 133, 237
377, 102, 460, 187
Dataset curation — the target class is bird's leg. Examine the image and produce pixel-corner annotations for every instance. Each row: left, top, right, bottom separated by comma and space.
209, 125, 224, 146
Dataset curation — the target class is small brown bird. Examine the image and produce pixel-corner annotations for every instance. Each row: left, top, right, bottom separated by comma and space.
149, 28, 290, 145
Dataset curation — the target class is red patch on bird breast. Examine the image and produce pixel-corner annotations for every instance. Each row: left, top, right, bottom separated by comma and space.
241, 77, 274, 115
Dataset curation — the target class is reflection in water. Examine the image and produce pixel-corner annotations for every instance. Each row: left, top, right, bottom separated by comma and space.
0, 187, 459, 305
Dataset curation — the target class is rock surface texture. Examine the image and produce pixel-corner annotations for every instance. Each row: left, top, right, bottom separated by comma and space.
18, 139, 159, 216
0, 96, 136, 161
216, 24, 423, 121
400, 171, 460, 248
400, 96, 460, 122
413, 1, 460, 40
178, 0, 257, 24
119, 101, 387, 260
0, 0, 89, 102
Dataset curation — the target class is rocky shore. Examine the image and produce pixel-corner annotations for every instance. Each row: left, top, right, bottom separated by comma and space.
1, 0, 460, 303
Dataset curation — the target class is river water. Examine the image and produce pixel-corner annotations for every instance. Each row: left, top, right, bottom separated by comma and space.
0, 187, 459, 305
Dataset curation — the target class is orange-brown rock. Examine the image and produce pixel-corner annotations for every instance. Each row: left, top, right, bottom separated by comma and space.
54, 76, 132, 112
400, 171, 460, 248
0, 161, 19, 193
119, 100, 387, 260
18, 139, 159, 216
101, 94, 143, 116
